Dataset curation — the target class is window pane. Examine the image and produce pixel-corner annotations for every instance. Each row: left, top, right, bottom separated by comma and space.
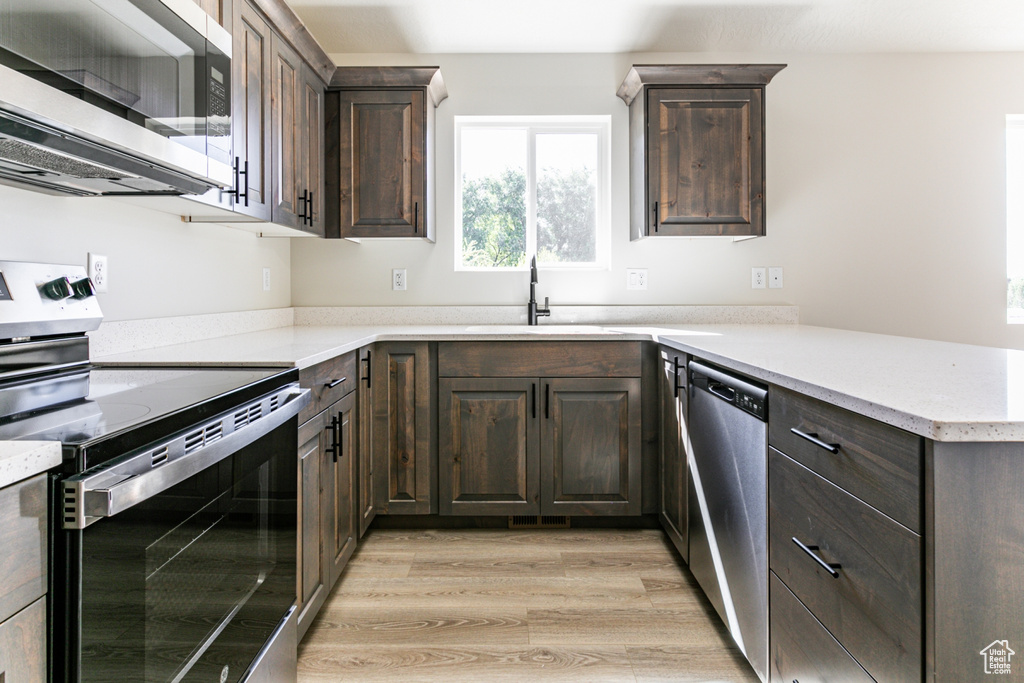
536, 133, 598, 264
1009, 117, 1024, 323
460, 128, 527, 268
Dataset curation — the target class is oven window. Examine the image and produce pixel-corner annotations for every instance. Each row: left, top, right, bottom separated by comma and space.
78, 424, 296, 683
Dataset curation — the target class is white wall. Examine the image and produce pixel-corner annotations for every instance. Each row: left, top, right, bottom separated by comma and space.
292, 51, 1024, 350
0, 185, 291, 321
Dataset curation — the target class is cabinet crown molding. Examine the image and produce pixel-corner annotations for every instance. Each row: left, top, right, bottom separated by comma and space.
616, 64, 786, 105
329, 66, 448, 107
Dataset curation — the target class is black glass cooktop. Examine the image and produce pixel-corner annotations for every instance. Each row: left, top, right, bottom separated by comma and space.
0, 366, 297, 472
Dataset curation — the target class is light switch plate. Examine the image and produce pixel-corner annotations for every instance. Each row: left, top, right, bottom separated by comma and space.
263, 267, 271, 291
768, 267, 783, 289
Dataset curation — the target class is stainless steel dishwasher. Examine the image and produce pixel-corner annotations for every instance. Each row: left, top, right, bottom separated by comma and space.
687, 359, 768, 682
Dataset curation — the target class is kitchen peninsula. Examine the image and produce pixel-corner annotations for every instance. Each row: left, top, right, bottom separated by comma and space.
92, 316, 1024, 682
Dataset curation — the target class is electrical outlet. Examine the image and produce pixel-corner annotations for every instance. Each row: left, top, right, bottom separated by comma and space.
392, 268, 407, 291
768, 267, 784, 289
626, 268, 648, 291
88, 253, 108, 293
751, 267, 766, 289
263, 267, 271, 291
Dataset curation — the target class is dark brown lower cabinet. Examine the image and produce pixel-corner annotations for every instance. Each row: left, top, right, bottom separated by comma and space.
357, 345, 376, 536
325, 392, 357, 586
541, 378, 641, 516
296, 390, 358, 639
769, 572, 873, 683
439, 377, 540, 516
439, 375, 641, 516
372, 342, 436, 515
659, 347, 687, 560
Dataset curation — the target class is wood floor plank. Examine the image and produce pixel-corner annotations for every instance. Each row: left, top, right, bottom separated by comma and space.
297, 644, 637, 682
627, 645, 759, 682
363, 528, 670, 553
562, 551, 687, 578
407, 555, 566, 578
302, 608, 530, 646
341, 551, 415, 578
334, 575, 653, 609
641, 577, 706, 606
527, 607, 732, 647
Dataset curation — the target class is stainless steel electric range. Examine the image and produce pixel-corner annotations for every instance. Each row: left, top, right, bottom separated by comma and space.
0, 261, 309, 683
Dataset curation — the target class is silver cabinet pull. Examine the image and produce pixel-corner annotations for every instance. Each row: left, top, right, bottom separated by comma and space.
792, 537, 841, 578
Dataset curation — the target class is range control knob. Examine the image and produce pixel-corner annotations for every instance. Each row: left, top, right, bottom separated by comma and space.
41, 276, 73, 300
71, 277, 96, 299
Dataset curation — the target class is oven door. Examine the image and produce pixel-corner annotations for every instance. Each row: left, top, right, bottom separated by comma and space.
58, 385, 309, 683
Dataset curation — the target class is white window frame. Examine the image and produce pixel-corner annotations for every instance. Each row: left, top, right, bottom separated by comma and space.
454, 115, 611, 271
1008, 115, 1024, 324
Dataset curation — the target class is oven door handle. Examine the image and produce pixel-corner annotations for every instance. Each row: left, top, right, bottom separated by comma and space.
63, 385, 311, 530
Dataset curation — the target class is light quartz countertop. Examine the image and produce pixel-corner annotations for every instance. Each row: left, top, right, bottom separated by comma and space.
92, 323, 1024, 443
0, 441, 62, 489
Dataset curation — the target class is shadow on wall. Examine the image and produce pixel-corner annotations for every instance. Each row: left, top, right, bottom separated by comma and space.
633, 4, 815, 53
289, 4, 414, 54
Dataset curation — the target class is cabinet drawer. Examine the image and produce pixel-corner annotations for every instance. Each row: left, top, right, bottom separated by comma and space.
0, 474, 46, 624
438, 342, 641, 378
769, 386, 922, 532
769, 572, 873, 683
769, 449, 921, 683
299, 350, 357, 424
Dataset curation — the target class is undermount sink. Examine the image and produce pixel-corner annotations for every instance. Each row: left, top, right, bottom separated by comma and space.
462, 324, 616, 334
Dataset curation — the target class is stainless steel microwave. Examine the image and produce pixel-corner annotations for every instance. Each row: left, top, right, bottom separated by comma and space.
0, 0, 232, 196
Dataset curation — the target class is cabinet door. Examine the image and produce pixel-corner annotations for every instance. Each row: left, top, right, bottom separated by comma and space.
646, 87, 763, 237
270, 32, 301, 228
0, 597, 45, 683
659, 349, 687, 560
232, 0, 273, 221
325, 392, 357, 588
357, 345, 376, 536
298, 65, 325, 235
296, 410, 329, 639
541, 377, 642, 516
439, 377, 540, 516
336, 90, 425, 238
373, 342, 435, 514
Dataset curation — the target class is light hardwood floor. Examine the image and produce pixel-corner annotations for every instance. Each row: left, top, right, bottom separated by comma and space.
297, 528, 759, 682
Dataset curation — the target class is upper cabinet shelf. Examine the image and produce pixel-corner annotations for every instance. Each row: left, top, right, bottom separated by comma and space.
618, 64, 785, 240
325, 67, 448, 241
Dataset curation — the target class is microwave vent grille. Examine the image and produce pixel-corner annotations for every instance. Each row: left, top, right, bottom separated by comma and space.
0, 137, 138, 180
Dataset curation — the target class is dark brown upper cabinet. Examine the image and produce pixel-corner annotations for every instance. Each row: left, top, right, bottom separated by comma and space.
270, 34, 325, 235
326, 67, 448, 241
231, 0, 274, 222
617, 65, 785, 240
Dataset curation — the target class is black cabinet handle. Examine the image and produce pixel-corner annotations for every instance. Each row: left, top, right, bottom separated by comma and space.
325, 415, 340, 461
237, 160, 249, 206
307, 191, 314, 226
653, 201, 659, 233
532, 383, 537, 419
673, 356, 681, 398
337, 412, 344, 460
544, 384, 550, 419
361, 351, 372, 388
325, 377, 347, 389
790, 427, 840, 454
414, 202, 419, 233
231, 156, 241, 201
792, 537, 841, 578
298, 189, 309, 221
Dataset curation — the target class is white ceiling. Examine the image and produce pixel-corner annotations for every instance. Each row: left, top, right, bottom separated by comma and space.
288, 0, 1024, 55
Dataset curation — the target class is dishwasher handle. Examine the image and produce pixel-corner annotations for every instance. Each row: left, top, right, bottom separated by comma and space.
707, 381, 735, 402
690, 359, 767, 420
